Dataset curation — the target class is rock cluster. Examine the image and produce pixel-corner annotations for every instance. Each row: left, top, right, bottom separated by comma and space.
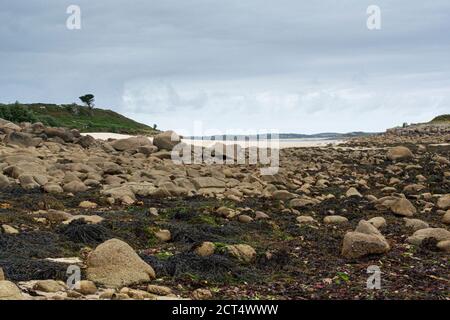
0, 118, 449, 300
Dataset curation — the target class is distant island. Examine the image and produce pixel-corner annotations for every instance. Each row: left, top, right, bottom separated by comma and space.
186, 132, 379, 141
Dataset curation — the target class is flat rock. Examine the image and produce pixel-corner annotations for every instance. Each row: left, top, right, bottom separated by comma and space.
33, 280, 66, 293
147, 285, 172, 296
407, 228, 450, 246
323, 215, 348, 224
296, 215, 316, 224
403, 218, 429, 231
192, 177, 226, 189
271, 190, 295, 201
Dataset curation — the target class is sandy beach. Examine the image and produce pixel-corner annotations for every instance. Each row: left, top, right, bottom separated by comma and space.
81, 132, 344, 148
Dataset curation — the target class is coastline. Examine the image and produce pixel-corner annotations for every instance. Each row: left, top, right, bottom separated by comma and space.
81, 132, 344, 148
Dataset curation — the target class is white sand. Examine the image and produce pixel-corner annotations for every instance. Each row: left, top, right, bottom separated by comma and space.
82, 132, 343, 148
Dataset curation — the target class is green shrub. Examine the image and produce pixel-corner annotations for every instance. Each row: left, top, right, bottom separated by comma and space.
0, 102, 38, 123
37, 115, 60, 127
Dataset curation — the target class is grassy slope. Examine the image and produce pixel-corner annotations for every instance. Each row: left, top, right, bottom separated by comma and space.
0, 103, 158, 135
430, 114, 450, 123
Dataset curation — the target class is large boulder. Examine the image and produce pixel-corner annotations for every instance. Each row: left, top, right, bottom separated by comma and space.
111, 136, 151, 152
323, 215, 348, 225
5, 131, 41, 147
406, 228, 450, 246
289, 197, 318, 208
86, 238, 155, 288
271, 190, 295, 201
44, 127, 75, 142
386, 146, 413, 161
152, 131, 181, 151
0, 281, 23, 300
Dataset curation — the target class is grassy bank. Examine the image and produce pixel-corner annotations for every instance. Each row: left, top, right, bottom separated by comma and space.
0, 102, 158, 135
430, 114, 450, 123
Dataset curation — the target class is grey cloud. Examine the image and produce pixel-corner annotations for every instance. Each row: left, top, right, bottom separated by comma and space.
0, 0, 449, 132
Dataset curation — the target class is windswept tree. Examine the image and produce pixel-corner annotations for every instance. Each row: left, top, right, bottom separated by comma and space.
79, 94, 95, 115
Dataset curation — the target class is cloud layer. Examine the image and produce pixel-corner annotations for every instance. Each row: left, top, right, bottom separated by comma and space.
0, 0, 449, 133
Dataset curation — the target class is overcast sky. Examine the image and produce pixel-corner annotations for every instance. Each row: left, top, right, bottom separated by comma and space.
1, 1, 449, 134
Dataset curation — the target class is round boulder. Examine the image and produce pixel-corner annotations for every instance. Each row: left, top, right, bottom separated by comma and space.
386, 146, 413, 161
152, 131, 181, 151
86, 238, 155, 288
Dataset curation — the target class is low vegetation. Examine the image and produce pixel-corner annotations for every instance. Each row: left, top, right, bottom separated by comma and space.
0, 102, 157, 135
430, 114, 450, 123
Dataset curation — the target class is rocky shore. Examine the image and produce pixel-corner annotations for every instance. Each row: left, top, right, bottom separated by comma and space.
0, 119, 449, 300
